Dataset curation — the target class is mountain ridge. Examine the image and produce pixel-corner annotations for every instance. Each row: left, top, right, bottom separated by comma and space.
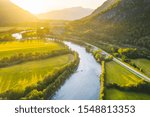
0, 0, 37, 25
37, 7, 94, 20
66, 0, 150, 51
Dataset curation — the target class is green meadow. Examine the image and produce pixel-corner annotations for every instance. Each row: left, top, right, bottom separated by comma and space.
105, 61, 150, 100
0, 53, 73, 93
0, 39, 77, 98
131, 59, 150, 78
105, 88, 150, 100
105, 61, 143, 86
0, 40, 66, 58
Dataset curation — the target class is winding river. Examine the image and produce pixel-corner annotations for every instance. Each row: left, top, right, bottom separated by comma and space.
52, 42, 101, 100
12, 33, 102, 100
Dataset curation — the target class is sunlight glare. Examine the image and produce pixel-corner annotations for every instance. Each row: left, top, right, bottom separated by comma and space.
10, 0, 106, 14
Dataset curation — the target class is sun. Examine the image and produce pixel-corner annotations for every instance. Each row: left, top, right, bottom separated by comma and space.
10, 0, 105, 14
10, 0, 50, 14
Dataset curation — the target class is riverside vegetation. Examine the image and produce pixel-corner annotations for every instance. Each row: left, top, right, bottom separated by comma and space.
92, 48, 150, 100
57, 0, 150, 100
0, 38, 79, 100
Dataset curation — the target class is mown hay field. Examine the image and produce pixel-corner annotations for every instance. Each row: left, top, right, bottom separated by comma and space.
0, 40, 67, 58
0, 40, 74, 94
105, 61, 143, 86
105, 61, 150, 100
0, 53, 74, 93
131, 59, 150, 78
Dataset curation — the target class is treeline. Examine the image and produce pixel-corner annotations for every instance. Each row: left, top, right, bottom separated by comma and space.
0, 49, 71, 68
110, 47, 148, 72
0, 33, 15, 41
64, 21, 150, 59
99, 61, 105, 100
91, 49, 111, 100
0, 28, 27, 42
112, 47, 150, 59
22, 27, 50, 39
93, 49, 113, 63
107, 82, 150, 95
91, 45, 148, 73
0, 52, 80, 100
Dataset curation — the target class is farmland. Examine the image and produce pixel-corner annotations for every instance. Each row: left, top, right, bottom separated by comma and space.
0, 39, 79, 99
0, 40, 67, 58
0, 54, 73, 93
105, 61, 143, 86
105, 61, 150, 100
105, 88, 150, 100
131, 59, 150, 77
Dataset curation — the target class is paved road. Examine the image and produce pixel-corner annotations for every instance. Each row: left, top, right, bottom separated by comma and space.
31, 36, 150, 83
85, 41, 150, 82
113, 58, 150, 82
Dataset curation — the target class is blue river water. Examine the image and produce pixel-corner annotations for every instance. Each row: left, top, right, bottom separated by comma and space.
52, 41, 101, 100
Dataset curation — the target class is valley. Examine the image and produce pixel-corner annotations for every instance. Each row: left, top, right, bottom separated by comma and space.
0, 0, 150, 100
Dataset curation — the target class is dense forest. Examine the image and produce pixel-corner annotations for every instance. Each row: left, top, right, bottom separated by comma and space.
62, 0, 150, 58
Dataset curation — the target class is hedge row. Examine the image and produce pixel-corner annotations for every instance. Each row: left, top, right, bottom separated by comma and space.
99, 61, 105, 100
0, 52, 80, 100
0, 49, 70, 68
107, 82, 150, 94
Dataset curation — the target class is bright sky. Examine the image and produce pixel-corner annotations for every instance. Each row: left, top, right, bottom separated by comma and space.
10, 0, 107, 14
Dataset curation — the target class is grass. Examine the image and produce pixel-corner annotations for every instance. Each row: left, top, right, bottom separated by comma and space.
105, 61, 150, 100
0, 27, 14, 32
105, 88, 150, 100
131, 59, 150, 77
105, 61, 143, 86
0, 54, 74, 93
0, 40, 66, 58
0, 27, 32, 32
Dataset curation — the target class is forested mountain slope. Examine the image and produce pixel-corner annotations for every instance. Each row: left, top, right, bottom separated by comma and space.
66, 0, 150, 51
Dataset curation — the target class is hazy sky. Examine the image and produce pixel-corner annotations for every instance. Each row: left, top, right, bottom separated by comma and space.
10, 0, 107, 14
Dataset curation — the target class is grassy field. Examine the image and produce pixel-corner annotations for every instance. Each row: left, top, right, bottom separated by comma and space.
105, 88, 150, 100
0, 40, 66, 58
131, 59, 150, 77
0, 54, 73, 93
105, 61, 143, 86
105, 61, 150, 100
0, 27, 14, 32
0, 27, 32, 32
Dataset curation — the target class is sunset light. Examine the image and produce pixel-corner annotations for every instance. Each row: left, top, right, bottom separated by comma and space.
10, 0, 106, 14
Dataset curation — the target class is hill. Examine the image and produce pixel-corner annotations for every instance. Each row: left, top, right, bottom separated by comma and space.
0, 0, 37, 25
37, 7, 94, 20
66, 0, 150, 52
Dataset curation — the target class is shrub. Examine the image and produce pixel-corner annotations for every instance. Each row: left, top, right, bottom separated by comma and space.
100, 61, 105, 100
0, 51, 80, 100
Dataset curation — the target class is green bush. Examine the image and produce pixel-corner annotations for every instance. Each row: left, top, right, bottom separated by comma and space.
0, 51, 80, 100
100, 61, 105, 100
107, 82, 150, 94
0, 49, 71, 68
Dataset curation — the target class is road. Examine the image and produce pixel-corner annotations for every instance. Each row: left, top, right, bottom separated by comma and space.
113, 58, 150, 82
85, 41, 150, 82
16, 33, 150, 83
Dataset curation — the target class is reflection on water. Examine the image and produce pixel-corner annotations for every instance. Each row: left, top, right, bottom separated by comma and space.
52, 42, 101, 100
12, 33, 22, 40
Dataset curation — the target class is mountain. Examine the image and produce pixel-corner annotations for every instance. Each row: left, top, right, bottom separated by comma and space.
0, 0, 37, 25
37, 7, 94, 20
66, 0, 150, 51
